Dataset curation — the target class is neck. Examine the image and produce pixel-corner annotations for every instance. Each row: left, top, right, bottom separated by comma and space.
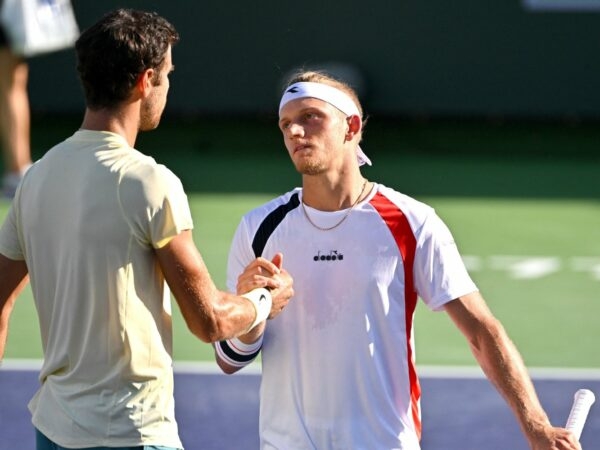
302, 174, 370, 211
80, 105, 139, 147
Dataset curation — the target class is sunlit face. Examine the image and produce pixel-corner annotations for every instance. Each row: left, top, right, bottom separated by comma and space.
278, 97, 349, 175
140, 46, 173, 131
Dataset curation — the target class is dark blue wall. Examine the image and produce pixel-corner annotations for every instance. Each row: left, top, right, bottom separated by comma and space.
27, 1, 600, 119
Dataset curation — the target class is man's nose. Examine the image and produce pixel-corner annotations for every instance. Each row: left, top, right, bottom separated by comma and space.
288, 123, 304, 137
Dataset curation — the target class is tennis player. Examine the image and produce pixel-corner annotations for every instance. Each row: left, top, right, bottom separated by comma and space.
0, 9, 33, 198
0, 9, 292, 450
214, 70, 581, 449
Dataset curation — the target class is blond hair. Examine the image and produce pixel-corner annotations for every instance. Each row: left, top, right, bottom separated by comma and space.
283, 70, 367, 130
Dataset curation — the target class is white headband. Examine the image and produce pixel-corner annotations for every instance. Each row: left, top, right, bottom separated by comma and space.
279, 81, 372, 166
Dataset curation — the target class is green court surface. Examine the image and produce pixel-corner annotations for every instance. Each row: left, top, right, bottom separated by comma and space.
2, 195, 599, 368
1, 116, 599, 368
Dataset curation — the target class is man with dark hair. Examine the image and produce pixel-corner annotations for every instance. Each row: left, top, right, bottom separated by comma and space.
0, 9, 293, 449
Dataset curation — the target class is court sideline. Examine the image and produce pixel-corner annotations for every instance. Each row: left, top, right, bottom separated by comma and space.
1, 363, 598, 449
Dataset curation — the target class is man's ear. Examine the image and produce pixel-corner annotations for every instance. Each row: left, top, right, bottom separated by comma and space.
136, 68, 155, 97
345, 114, 362, 140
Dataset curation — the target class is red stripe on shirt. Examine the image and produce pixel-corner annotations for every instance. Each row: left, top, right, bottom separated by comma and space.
370, 192, 422, 440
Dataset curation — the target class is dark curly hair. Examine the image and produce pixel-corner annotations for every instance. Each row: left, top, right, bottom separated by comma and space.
75, 9, 179, 109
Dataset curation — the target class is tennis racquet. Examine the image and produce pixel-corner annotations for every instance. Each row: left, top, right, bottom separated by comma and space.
565, 389, 596, 441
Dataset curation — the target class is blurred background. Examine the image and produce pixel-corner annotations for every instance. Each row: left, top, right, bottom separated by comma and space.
28, 0, 600, 119
20, 0, 600, 199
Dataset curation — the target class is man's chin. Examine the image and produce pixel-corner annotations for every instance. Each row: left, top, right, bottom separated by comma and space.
296, 162, 325, 176
139, 121, 160, 132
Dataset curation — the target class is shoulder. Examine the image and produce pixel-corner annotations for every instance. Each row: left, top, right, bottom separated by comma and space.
242, 188, 301, 224
122, 152, 183, 195
369, 183, 435, 227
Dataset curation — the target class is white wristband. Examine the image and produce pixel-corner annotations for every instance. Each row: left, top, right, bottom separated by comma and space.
241, 287, 272, 332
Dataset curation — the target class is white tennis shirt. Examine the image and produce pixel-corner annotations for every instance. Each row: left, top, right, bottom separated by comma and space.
0, 130, 192, 448
227, 183, 478, 449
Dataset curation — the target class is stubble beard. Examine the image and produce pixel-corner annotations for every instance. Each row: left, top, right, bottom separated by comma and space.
295, 157, 327, 176
139, 88, 166, 131
139, 104, 162, 131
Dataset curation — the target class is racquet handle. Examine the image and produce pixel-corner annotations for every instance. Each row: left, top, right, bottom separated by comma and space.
565, 389, 596, 440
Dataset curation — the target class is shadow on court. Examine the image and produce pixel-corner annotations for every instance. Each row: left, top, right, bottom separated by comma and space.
0, 369, 598, 449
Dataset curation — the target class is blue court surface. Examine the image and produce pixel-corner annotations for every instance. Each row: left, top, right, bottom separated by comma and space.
1, 363, 598, 449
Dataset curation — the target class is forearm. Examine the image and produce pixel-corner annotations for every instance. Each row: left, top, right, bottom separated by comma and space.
0, 257, 29, 360
447, 293, 580, 449
156, 231, 273, 342
176, 286, 270, 343
469, 318, 550, 438
0, 281, 27, 360
0, 300, 15, 360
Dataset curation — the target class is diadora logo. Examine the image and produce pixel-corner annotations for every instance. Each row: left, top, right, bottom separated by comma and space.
313, 250, 344, 262
286, 87, 299, 93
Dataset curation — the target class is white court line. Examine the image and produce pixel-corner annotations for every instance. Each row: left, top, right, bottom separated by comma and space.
418, 365, 600, 381
3, 359, 600, 380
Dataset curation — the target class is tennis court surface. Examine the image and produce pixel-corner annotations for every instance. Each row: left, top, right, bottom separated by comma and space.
1, 363, 598, 449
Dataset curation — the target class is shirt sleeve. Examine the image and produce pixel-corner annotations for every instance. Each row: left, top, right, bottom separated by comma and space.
119, 163, 194, 249
413, 211, 478, 311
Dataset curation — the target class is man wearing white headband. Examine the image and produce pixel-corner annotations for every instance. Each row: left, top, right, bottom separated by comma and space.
215, 71, 581, 450
278, 81, 372, 166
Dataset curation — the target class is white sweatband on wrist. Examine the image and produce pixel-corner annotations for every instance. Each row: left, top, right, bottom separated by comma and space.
241, 287, 272, 332
215, 336, 264, 369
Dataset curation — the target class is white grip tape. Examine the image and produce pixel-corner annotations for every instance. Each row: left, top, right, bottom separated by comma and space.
565, 389, 596, 440
241, 288, 272, 332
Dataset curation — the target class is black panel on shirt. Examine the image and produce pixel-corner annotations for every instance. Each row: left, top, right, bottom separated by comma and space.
251, 193, 300, 257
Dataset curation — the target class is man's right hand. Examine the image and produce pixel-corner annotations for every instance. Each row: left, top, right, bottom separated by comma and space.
265, 253, 294, 320
236, 252, 294, 320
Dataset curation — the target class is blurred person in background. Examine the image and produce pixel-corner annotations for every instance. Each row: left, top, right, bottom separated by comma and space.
0, 0, 79, 198
0, 11, 32, 198
0, 8, 292, 450
214, 70, 581, 450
